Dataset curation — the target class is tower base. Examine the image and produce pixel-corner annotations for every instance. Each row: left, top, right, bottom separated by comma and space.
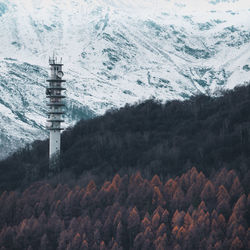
49, 130, 61, 174
49, 151, 60, 175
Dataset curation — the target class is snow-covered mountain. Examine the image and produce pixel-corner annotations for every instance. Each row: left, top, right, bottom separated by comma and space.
0, 0, 250, 159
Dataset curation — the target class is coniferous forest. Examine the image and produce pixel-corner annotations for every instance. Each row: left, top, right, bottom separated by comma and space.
0, 85, 250, 249
0, 168, 249, 250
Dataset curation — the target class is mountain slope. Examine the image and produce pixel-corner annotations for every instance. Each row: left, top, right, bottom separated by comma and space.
1, 84, 250, 192
0, 0, 250, 158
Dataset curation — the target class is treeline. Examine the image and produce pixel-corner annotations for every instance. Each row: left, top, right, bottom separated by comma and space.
1, 84, 250, 191
0, 167, 249, 250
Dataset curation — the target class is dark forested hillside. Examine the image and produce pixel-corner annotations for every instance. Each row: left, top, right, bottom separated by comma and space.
0, 168, 249, 250
1, 85, 250, 249
1, 84, 250, 191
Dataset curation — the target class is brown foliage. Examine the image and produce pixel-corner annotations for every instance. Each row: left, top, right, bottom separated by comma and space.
0, 168, 248, 250
151, 175, 162, 187
230, 177, 244, 201
230, 236, 243, 250
152, 212, 160, 230
128, 207, 140, 230
152, 186, 165, 207
200, 180, 216, 203
141, 216, 151, 231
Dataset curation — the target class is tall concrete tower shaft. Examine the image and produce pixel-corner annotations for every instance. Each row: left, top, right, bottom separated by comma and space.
46, 57, 66, 162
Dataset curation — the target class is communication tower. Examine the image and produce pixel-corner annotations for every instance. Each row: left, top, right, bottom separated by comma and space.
46, 56, 66, 169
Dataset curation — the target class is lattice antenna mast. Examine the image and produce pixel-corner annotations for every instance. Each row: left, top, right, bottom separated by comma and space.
46, 56, 66, 170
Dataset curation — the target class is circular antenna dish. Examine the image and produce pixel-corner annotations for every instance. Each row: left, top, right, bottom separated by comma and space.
57, 71, 64, 78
